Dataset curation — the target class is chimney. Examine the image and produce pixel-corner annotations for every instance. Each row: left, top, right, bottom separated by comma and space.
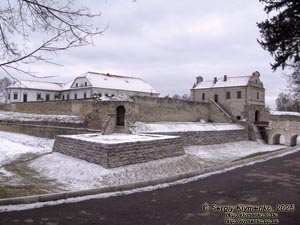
196, 76, 203, 84
224, 75, 227, 81
214, 77, 217, 84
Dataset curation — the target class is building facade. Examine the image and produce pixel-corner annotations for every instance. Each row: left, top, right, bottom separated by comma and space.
190, 71, 266, 123
7, 72, 159, 103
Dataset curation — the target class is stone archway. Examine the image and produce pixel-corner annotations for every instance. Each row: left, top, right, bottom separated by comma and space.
255, 110, 260, 122
290, 134, 299, 146
271, 134, 283, 145
116, 105, 126, 127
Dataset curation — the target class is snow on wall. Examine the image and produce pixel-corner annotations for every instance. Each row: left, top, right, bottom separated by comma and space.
0, 110, 84, 123
270, 110, 300, 117
131, 122, 244, 133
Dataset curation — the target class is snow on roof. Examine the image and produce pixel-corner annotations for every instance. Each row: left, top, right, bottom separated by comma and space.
6, 71, 158, 94
270, 110, 300, 116
193, 76, 251, 89
77, 72, 158, 94
7, 80, 65, 91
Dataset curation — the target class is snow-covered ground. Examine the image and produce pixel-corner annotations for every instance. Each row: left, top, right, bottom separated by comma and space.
0, 130, 286, 192
0, 110, 84, 123
61, 133, 178, 144
30, 141, 284, 190
130, 121, 244, 133
0, 131, 53, 167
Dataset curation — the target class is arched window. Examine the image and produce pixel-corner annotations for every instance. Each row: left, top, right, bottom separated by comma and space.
116, 106, 125, 127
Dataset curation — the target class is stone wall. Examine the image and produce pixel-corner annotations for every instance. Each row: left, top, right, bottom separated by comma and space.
0, 96, 235, 134
131, 96, 211, 122
53, 135, 184, 168
0, 100, 94, 117
0, 122, 100, 138
152, 129, 249, 146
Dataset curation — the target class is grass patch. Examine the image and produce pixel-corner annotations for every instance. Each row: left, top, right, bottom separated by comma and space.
232, 148, 286, 162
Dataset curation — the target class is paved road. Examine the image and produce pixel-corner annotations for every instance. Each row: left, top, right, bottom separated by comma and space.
1, 151, 300, 225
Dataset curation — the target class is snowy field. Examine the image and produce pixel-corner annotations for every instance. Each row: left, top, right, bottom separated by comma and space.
0, 130, 285, 193
130, 121, 244, 133
0, 110, 84, 123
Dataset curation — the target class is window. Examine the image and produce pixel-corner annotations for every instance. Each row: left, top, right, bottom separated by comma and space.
74, 93, 77, 100
85, 82, 87, 86
67, 94, 70, 100
62, 95, 65, 100
75, 83, 78, 87
202, 93, 205, 100
45, 94, 50, 101
37, 93, 41, 101
257, 92, 259, 99
236, 116, 241, 120
105, 93, 109, 97
8, 93, 10, 100
226, 91, 231, 99
84, 92, 87, 99
237, 91, 242, 99
13, 92, 18, 100
54, 94, 60, 100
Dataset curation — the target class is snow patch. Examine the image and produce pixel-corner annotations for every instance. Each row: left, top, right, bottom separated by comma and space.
0, 110, 84, 123
30, 153, 110, 190
60, 133, 178, 144
270, 110, 300, 116
131, 121, 244, 133
0, 131, 53, 166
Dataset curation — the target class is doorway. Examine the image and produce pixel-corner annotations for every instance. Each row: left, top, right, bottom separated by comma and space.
116, 106, 125, 127
255, 110, 260, 122
23, 93, 27, 102
214, 94, 218, 103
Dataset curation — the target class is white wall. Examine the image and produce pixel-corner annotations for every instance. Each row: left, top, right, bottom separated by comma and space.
7, 88, 60, 103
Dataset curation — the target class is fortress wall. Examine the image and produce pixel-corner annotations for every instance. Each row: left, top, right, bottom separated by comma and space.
0, 97, 235, 134
0, 100, 94, 117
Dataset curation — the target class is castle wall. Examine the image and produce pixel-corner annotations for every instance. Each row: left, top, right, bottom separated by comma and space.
0, 100, 94, 117
0, 96, 234, 135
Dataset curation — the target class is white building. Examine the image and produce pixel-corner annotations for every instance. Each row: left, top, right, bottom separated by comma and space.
7, 72, 159, 103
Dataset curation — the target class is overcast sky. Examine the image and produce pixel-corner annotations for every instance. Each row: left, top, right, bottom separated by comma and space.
3, 0, 289, 109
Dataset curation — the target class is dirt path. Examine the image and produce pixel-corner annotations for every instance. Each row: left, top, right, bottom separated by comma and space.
0, 153, 65, 199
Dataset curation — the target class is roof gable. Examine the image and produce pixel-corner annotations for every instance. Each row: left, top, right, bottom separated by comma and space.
74, 71, 158, 94
193, 75, 251, 90
7, 80, 64, 91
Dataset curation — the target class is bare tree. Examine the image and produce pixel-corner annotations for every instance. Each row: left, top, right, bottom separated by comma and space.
0, 0, 103, 78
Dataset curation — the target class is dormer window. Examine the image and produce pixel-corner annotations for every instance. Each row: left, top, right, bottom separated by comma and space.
85, 82, 87, 86
76, 83, 78, 87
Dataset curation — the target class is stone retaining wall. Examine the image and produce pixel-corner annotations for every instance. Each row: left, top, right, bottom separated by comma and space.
152, 129, 249, 146
53, 135, 185, 168
0, 122, 100, 138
